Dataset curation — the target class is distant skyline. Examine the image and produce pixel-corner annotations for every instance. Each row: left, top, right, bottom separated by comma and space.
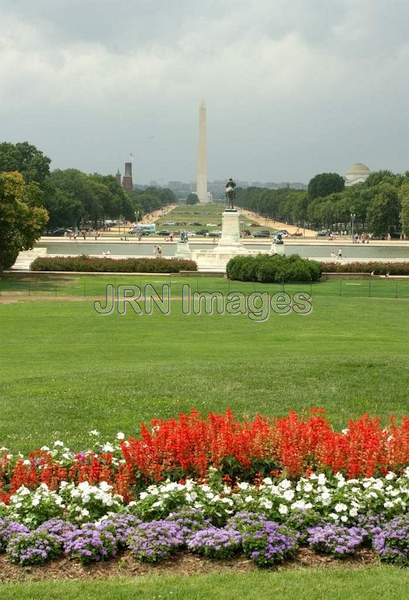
1, 1, 409, 182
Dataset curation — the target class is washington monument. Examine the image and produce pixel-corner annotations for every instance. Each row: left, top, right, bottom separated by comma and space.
196, 100, 208, 203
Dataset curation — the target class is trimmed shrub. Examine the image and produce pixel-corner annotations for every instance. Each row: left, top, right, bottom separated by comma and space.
226, 254, 321, 283
31, 255, 197, 273
320, 261, 409, 275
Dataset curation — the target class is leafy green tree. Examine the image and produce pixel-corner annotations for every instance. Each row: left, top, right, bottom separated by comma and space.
0, 172, 48, 271
307, 173, 345, 200
186, 193, 199, 205
0, 142, 51, 185
367, 183, 400, 237
399, 182, 409, 238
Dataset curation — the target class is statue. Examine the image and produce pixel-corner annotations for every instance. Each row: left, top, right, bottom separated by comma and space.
225, 177, 236, 210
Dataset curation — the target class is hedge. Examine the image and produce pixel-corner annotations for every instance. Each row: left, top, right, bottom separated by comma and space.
31, 255, 197, 273
320, 261, 409, 275
226, 254, 321, 283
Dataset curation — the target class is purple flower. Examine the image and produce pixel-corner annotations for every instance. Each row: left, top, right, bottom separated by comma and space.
307, 524, 365, 557
36, 518, 77, 546
165, 507, 210, 540
373, 516, 409, 566
98, 514, 141, 547
227, 511, 267, 533
128, 520, 184, 563
241, 521, 298, 567
7, 531, 61, 566
187, 527, 242, 559
0, 519, 29, 552
63, 523, 117, 564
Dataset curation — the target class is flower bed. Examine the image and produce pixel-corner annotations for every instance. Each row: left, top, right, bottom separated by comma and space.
0, 410, 409, 570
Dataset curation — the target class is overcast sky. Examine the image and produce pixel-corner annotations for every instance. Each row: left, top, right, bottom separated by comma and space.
1, 0, 409, 184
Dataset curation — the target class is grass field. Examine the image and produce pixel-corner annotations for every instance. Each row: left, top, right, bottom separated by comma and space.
155, 202, 275, 235
0, 275, 409, 451
1, 568, 409, 599
1, 274, 409, 595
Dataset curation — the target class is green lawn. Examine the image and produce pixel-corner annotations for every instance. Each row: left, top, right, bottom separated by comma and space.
155, 201, 274, 234
0, 275, 409, 451
1, 568, 409, 599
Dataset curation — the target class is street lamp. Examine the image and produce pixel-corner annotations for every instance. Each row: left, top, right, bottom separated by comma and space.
351, 213, 356, 242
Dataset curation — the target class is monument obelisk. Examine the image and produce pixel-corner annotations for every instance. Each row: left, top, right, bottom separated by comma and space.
196, 101, 208, 203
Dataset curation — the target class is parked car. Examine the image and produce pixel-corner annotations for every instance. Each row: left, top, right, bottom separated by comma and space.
45, 228, 73, 237
253, 230, 271, 238
195, 229, 209, 236
158, 230, 171, 237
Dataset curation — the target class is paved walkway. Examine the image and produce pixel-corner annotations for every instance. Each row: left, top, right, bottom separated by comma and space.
240, 209, 316, 236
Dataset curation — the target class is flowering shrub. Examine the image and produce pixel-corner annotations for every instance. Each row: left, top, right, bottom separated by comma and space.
241, 521, 298, 567
0, 518, 29, 551
128, 479, 234, 526
127, 520, 184, 562
226, 511, 267, 533
7, 531, 61, 565
373, 516, 409, 565
63, 523, 117, 563
59, 481, 124, 523
98, 513, 141, 547
307, 525, 365, 557
36, 518, 77, 545
164, 507, 211, 538
187, 527, 242, 559
9, 484, 64, 527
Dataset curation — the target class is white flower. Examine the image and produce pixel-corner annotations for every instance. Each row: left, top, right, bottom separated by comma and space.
349, 508, 358, 517
80, 508, 90, 517
32, 498, 40, 507
54, 441, 64, 447
102, 443, 114, 453
385, 472, 396, 481
317, 474, 327, 485
40, 446, 50, 452
116, 432, 125, 440
99, 481, 112, 492
260, 499, 273, 510
245, 495, 253, 504
278, 504, 289, 515
238, 482, 250, 491
89, 430, 100, 437
23, 459, 31, 466
283, 490, 295, 502
279, 479, 292, 490
340, 515, 348, 523
304, 483, 313, 493
262, 477, 273, 486
335, 503, 347, 513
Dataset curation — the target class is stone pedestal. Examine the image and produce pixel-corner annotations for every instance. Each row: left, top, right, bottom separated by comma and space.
175, 241, 192, 259
219, 209, 241, 247
270, 241, 285, 256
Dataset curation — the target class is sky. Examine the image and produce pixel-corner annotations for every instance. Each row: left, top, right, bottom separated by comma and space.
1, 0, 409, 184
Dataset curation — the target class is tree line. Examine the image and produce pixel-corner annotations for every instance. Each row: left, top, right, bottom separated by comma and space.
235, 171, 409, 238
0, 141, 176, 270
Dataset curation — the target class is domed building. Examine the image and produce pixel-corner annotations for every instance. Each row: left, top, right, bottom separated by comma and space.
344, 163, 370, 186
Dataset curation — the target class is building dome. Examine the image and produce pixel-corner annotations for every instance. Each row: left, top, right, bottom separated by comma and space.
345, 163, 370, 186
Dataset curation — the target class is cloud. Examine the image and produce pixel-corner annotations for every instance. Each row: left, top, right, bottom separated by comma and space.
0, 0, 409, 182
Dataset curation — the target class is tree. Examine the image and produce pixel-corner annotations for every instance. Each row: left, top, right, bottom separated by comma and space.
0, 172, 48, 271
0, 142, 51, 185
399, 182, 409, 238
367, 183, 400, 237
186, 193, 199, 205
308, 173, 345, 200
